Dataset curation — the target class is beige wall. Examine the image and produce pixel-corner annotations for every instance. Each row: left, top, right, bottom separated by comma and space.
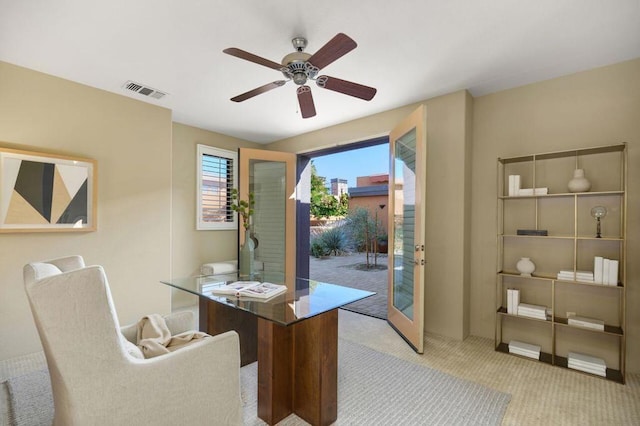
170, 123, 258, 309
0, 61, 173, 359
267, 90, 473, 341
170, 123, 259, 279
471, 58, 640, 372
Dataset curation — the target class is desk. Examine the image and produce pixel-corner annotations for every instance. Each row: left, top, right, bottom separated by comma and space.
161, 274, 374, 426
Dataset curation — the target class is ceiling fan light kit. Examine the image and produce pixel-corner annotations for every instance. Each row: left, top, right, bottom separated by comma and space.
223, 33, 377, 118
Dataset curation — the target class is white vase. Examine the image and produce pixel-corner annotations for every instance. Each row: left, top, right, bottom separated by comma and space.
516, 257, 535, 277
568, 169, 591, 193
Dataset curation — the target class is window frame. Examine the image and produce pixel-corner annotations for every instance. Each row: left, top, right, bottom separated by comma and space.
196, 144, 238, 230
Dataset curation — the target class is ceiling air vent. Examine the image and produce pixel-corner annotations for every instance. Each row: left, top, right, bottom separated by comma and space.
122, 80, 167, 100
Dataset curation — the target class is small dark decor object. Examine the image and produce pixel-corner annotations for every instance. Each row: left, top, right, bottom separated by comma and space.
517, 229, 548, 236
590, 206, 607, 238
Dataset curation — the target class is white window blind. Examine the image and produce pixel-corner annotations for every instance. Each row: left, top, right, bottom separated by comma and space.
197, 145, 237, 230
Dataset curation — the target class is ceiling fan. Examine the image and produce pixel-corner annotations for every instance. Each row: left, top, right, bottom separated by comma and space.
223, 33, 377, 118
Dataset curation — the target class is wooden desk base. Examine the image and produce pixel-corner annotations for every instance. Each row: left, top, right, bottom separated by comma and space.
199, 297, 257, 366
199, 297, 338, 426
258, 309, 338, 426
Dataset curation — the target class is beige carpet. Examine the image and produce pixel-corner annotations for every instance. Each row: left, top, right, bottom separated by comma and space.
338, 310, 640, 425
2, 311, 639, 425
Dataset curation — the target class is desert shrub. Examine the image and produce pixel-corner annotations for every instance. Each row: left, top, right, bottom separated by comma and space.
319, 226, 347, 256
310, 237, 328, 258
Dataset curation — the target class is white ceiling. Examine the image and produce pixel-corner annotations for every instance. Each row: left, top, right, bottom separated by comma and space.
1, 0, 639, 144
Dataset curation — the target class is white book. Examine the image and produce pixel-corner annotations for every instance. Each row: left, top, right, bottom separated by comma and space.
568, 358, 606, 371
534, 187, 549, 195
207, 281, 287, 299
568, 351, 606, 368
509, 290, 519, 315
506, 289, 512, 314
518, 187, 549, 196
594, 256, 604, 284
518, 303, 546, 313
575, 270, 594, 279
510, 348, 540, 360
568, 316, 605, 331
509, 340, 541, 352
508, 175, 515, 196
557, 273, 575, 280
603, 259, 610, 285
509, 341, 541, 359
608, 260, 619, 286
519, 312, 547, 320
568, 363, 606, 377
568, 358, 606, 372
514, 175, 521, 195
568, 359, 606, 370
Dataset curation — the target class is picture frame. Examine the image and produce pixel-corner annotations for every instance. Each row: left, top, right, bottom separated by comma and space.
0, 147, 97, 232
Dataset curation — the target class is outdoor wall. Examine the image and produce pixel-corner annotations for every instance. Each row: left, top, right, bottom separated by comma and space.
471, 58, 640, 372
0, 61, 173, 360
348, 195, 389, 234
267, 90, 473, 341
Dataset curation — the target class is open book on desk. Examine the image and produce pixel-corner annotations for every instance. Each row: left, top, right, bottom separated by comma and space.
206, 281, 287, 299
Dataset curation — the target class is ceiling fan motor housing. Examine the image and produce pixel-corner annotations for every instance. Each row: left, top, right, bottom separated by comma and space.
281, 51, 318, 85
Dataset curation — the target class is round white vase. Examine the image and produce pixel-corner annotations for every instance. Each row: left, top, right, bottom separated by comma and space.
516, 257, 536, 277
568, 169, 591, 192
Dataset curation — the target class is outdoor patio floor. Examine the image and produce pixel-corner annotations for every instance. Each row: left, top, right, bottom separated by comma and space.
309, 252, 388, 319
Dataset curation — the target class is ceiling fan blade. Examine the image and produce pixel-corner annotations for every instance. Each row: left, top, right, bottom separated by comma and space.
223, 47, 283, 70
230, 80, 286, 102
317, 76, 377, 101
307, 33, 357, 70
297, 86, 316, 118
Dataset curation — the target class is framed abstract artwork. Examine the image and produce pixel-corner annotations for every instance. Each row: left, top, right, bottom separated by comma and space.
0, 147, 97, 232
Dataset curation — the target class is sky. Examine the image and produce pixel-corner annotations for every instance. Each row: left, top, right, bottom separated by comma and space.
312, 143, 389, 189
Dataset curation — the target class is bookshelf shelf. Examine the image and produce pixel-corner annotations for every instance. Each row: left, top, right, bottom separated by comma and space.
495, 143, 627, 384
554, 317, 623, 336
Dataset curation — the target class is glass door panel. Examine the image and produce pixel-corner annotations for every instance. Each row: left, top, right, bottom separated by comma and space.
387, 105, 426, 353
250, 159, 287, 274
239, 148, 296, 280
393, 130, 417, 319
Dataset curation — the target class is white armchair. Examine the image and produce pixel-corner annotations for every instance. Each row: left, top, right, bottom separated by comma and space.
23, 255, 242, 426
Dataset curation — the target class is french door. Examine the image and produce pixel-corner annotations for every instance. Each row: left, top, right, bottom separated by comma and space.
387, 105, 426, 353
238, 148, 297, 281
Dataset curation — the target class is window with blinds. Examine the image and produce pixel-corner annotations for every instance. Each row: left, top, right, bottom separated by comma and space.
197, 145, 237, 230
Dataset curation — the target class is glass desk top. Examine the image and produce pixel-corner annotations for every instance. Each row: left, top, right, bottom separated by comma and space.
161, 273, 375, 326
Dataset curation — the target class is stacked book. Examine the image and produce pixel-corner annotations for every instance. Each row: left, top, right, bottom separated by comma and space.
557, 270, 594, 282
517, 303, 547, 320
506, 289, 520, 314
509, 340, 541, 360
506, 175, 549, 196
568, 352, 606, 377
518, 187, 549, 196
594, 256, 619, 285
567, 315, 605, 331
